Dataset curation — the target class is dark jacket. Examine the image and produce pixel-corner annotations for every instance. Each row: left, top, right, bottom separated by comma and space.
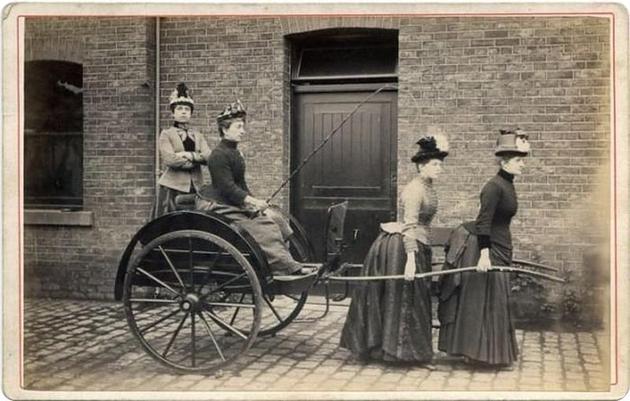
463, 169, 517, 250
199, 139, 250, 206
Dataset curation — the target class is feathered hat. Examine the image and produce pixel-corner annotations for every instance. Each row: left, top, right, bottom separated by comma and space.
169, 83, 194, 112
411, 134, 449, 163
217, 99, 247, 122
495, 128, 530, 156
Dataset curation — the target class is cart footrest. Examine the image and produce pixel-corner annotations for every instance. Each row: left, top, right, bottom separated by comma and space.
273, 272, 317, 282
273, 263, 322, 282
272, 264, 322, 293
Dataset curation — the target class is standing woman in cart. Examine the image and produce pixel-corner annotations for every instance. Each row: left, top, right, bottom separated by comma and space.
152, 83, 211, 217
437, 128, 530, 369
340, 133, 449, 364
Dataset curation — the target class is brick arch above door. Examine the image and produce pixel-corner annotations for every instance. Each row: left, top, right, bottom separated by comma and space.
279, 16, 400, 35
24, 37, 84, 64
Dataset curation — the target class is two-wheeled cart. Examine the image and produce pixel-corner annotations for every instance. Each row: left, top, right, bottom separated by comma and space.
113, 198, 563, 373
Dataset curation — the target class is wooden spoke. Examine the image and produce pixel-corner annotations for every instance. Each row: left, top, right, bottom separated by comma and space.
196, 252, 221, 293
263, 295, 284, 323
136, 267, 182, 298
188, 238, 194, 290
190, 311, 196, 368
128, 298, 179, 304
162, 312, 188, 358
205, 301, 256, 309
197, 312, 226, 362
158, 245, 186, 290
139, 308, 181, 335
200, 273, 247, 300
204, 309, 248, 340
228, 293, 246, 326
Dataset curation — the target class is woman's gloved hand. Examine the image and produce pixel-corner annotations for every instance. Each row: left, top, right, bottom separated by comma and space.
476, 248, 492, 272
244, 195, 269, 213
404, 252, 416, 281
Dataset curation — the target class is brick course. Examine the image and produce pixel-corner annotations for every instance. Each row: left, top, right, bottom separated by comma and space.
23, 15, 612, 324
24, 17, 157, 299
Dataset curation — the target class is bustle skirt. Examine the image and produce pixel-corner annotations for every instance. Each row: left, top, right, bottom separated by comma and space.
437, 224, 518, 366
339, 231, 433, 363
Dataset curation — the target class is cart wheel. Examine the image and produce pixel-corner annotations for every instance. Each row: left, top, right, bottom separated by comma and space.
255, 291, 308, 336
123, 230, 262, 373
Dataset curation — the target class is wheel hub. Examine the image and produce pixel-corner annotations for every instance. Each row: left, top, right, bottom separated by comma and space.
180, 293, 201, 312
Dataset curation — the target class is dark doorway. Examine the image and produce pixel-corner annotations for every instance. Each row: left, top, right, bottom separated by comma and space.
290, 29, 398, 263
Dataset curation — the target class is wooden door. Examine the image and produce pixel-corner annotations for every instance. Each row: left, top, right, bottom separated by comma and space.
292, 85, 397, 263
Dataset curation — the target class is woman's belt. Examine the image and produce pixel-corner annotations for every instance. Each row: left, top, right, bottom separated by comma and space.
380, 221, 430, 245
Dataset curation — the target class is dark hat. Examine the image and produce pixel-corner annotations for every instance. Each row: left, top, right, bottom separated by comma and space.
217, 99, 247, 122
495, 128, 530, 156
411, 134, 449, 163
169, 83, 194, 112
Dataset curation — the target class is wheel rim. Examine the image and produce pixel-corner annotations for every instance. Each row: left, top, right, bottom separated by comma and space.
123, 230, 262, 373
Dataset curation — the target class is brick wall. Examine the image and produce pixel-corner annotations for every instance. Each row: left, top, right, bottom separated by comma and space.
23, 15, 612, 324
24, 17, 156, 299
397, 16, 611, 323
158, 17, 290, 207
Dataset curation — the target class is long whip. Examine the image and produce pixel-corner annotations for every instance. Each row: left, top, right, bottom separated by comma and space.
265, 84, 397, 204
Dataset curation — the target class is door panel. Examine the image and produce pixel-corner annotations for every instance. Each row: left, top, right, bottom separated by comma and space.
292, 88, 397, 263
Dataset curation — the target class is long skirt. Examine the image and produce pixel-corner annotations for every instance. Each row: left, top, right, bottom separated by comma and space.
339, 232, 433, 363
195, 197, 301, 275
437, 225, 518, 366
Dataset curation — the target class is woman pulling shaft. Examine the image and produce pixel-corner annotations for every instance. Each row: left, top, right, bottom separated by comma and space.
340, 133, 449, 364
438, 128, 530, 369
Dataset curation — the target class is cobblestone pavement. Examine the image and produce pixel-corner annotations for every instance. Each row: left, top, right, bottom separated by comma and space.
23, 298, 610, 393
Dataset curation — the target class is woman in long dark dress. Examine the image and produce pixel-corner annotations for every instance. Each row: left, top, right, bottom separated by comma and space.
438, 128, 530, 368
340, 134, 449, 363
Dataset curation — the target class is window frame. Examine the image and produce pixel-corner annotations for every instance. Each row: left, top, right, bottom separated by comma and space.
23, 59, 85, 212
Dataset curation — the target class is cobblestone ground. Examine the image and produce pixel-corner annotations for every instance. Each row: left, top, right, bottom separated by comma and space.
23, 298, 610, 393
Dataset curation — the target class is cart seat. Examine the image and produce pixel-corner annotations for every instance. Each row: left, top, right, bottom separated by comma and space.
174, 194, 197, 210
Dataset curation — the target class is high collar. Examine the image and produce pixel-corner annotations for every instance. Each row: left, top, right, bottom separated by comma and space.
220, 138, 238, 149
498, 169, 515, 183
173, 121, 189, 130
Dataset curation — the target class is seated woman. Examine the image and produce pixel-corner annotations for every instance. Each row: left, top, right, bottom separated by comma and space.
195, 100, 306, 276
339, 133, 449, 364
153, 83, 211, 218
437, 128, 530, 369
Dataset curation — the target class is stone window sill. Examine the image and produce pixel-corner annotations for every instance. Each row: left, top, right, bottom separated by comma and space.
24, 209, 93, 227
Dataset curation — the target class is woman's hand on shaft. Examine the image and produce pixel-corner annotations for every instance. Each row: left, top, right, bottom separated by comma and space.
244, 196, 268, 213
404, 252, 416, 281
476, 249, 492, 272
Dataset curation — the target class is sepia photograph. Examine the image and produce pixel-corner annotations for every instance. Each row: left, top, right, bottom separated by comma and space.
2, 2, 628, 400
